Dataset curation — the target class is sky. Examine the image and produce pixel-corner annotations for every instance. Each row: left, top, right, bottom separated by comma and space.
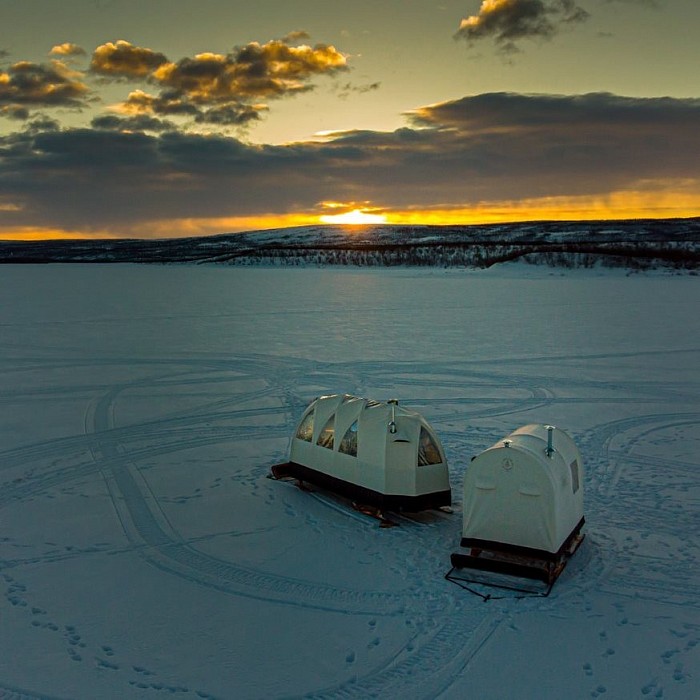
1, 0, 699, 239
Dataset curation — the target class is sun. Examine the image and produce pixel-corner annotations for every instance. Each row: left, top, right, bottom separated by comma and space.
319, 209, 388, 225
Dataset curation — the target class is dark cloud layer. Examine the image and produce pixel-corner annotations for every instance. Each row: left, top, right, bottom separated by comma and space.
1, 92, 698, 234
456, 0, 590, 52
91, 113, 176, 132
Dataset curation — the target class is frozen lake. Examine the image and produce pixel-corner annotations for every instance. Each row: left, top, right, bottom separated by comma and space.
1, 264, 699, 699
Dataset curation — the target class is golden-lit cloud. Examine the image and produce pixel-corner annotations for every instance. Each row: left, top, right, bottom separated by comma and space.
455, 0, 589, 52
89, 38, 347, 127
151, 41, 347, 100
118, 89, 199, 116
0, 59, 89, 111
50, 43, 86, 57
90, 40, 168, 78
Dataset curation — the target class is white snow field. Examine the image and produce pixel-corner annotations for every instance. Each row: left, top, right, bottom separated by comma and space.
1, 264, 698, 700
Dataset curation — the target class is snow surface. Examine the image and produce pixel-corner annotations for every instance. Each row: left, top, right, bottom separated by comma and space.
1, 264, 699, 699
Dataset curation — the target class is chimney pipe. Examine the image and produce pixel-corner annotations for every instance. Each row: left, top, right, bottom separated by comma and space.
545, 425, 555, 458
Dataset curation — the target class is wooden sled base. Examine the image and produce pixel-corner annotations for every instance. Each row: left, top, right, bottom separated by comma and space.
446, 523, 585, 600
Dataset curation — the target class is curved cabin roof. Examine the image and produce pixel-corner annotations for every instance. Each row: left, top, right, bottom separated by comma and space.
292, 394, 446, 468
283, 394, 450, 509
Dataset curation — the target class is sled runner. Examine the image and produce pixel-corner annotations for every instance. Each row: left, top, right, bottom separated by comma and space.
446, 519, 585, 598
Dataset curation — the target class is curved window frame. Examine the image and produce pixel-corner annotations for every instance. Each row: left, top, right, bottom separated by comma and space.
316, 414, 335, 450
418, 426, 442, 466
339, 420, 359, 456
296, 409, 315, 442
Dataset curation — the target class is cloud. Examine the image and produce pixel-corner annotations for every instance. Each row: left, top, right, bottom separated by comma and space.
280, 30, 312, 44
193, 103, 267, 126
0, 59, 90, 112
335, 81, 381, 99
2, 92, 697, 235
91, 113, 177, 132
90, 40, 168, 78
119, 89, 201, 117
1, 105, 30, 120
89, 38, 347, 130
455, 0, 589, 52
50, 43, 86, 57
115, 88, 265, 127
152, 41, 348, 101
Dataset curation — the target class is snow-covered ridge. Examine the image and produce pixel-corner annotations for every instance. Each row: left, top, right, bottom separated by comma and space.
2, 218, 699, 270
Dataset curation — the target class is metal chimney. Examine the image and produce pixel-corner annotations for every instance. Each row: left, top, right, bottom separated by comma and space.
545, 425, 556, 458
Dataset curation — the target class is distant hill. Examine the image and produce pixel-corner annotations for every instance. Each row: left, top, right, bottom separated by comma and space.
2, 218, 699, 271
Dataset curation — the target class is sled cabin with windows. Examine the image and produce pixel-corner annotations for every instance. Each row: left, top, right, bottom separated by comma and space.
272, 394, 451, 511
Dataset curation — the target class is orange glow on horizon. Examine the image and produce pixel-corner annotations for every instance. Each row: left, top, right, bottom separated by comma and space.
319, 209, 388, 225
2, 187, 698, 240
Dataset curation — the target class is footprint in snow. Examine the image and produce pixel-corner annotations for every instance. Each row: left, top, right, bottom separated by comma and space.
661, 648, 679, 664
672, 663, 686, 682
96, 657, 119, 670
641, 679, 663, 697
133, 665, 155, 676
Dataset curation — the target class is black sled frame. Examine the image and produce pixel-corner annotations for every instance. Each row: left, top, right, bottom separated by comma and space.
445, 519, 585, 600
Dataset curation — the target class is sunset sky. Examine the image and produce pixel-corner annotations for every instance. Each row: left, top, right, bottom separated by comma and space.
1, 0, 699, 239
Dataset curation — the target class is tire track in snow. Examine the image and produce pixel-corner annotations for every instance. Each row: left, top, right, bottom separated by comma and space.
0, 686, 67, 700
5, 353, 696, 696
582, 412, 700, 498
77, 363, 516, 696
582, 413, 700, 607
86, 377, 410, 616
303, 612, 506, 700
0, 427, 282, 508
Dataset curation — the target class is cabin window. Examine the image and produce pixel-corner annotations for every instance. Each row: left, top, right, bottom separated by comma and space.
570, 459, 580, 494
316, 415, 335, 450
296, 410, 314, 442
418, 427, 442, 466
339, 420, 358, 456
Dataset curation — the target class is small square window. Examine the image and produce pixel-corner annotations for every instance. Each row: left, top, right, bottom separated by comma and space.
570, 459, 580, 493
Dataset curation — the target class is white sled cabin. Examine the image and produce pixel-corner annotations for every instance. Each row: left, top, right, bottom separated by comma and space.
461, 425, 585, 557
273, 394, 451, 511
